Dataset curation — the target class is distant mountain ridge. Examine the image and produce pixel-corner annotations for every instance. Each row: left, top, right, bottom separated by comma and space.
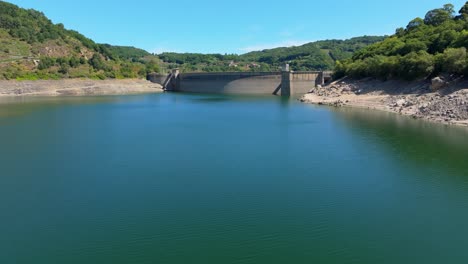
241, 36, 387, 70
158, 36, 386, 72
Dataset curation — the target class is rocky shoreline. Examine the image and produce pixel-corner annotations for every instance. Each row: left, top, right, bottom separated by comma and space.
0, 79, 163, 97
300, 78, 468, 127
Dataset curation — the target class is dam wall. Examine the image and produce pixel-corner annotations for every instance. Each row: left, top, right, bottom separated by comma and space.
147, 74, 168, 86
147, 69, 330, 96
178, 72, 282, 94
292, 72, 322, 94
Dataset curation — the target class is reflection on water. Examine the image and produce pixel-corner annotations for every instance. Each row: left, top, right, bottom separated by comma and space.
0, 95, 149, 118
332, 107, 468, 174
1, 93, 468, 264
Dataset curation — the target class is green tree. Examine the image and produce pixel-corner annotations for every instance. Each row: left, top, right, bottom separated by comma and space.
424, 6, 454, 26
439, 47, 467, 74
398, 51, 434, 80
395, 27, 405, 37
429, 29, 458, 53
145, 59, 160, 74
459, 2, 468, 16
333, 60, 348, 79
443, 4, 456, 15
406, 18, 425, 30
68, 57, 80, 68
120, 63, 136, 78
88, 54, 106, 71
336, 3, 468, 81
398, 39, 427, 55
58, 63, 69, 75
37, 57, 55, 70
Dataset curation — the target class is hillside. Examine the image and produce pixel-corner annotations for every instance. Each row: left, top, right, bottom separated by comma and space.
241, 36, 386, 71
335, 2, 468, 81
0, 1, 383, 79
0, 1, 160, 80
158, 36, 385, 73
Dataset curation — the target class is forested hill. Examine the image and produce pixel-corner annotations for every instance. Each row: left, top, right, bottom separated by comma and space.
335, 2, 468, 80
158, 36, 385, 72
241, 36, 386, 70
0, 0, 384, 79
0, 1, 160, 80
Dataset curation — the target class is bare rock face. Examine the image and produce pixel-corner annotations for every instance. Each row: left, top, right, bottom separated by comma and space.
396, 99, 406, 107
431, 77, 447, 91
301, 78, 468, 126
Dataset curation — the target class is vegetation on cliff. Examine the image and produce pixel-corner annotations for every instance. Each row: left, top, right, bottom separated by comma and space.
334, 2, 468, 80
0, 1, 161, 80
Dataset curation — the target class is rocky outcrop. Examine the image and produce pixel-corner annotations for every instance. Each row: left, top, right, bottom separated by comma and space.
301, 78, 468, 126
431, 77, 448, 91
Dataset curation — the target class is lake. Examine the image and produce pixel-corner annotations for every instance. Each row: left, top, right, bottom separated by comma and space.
1, 93, 468, 264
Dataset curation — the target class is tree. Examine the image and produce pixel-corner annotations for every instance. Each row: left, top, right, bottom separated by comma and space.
424, 5, 454, 26
145, 59, 160, 74
398, 51, 434, 80
68, 57, 80, 68
407, 18, 425, 30
395, 27, 405, 37
439, 47, 467, 74
398, 39, 427, 55
37, 57, 55, 70
58, 64, 69, 75
333, 60, 348, 79
443, 4, 455, 15
88, 54, 106, 71
452, 30, 468, 48
120, 62, 136, 78
429, 29, 458, 53
334, 2, 468, 81
459, 2, 468, 16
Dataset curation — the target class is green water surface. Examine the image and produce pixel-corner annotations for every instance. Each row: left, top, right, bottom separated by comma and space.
1, 93, 468, 264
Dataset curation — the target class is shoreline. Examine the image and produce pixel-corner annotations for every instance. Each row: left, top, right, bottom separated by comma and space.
0, 79, 163, 97
300, 78, 468, 127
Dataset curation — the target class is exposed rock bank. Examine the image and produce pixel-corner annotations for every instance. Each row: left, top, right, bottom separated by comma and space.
0, 79, 163, 97
300, 78, 468, 126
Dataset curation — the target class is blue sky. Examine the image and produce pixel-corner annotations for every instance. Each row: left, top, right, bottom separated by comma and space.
6, 0, 468, 54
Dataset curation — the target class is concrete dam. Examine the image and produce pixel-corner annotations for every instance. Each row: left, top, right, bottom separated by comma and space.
147, 67, 332, 96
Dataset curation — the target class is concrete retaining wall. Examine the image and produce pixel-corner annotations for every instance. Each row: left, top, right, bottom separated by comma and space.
292, 72, 321, 94
178, 72, 282, 94
148, 71, 326, 95
147, 74, 168, 86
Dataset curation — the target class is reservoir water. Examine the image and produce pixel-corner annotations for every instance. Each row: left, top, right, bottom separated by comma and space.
1, 93, 468, 264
